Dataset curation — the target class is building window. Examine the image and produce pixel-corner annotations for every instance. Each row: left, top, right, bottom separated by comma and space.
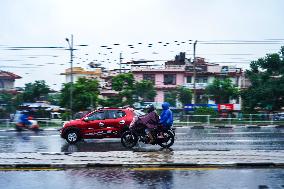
186, 76, 192, 83
143, 74, 155, 83
164, 74, 176, 85
0, 81, 4, 89
195, 77, 208, 83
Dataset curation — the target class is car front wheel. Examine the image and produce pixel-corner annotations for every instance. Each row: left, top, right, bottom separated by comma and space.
65, 130, 80, 144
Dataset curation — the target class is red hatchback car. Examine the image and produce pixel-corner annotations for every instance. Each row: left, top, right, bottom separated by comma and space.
60, 108, 138, 144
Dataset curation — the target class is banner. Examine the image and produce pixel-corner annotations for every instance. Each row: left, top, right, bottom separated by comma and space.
184, 104, 218, 111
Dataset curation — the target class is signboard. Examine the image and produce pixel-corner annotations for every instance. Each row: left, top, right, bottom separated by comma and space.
218, 104, 233, 111
185, 104, 241, 111
184, 104, 218, 111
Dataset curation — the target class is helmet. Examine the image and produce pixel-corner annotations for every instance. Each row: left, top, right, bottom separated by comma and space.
145, 104, 155, 113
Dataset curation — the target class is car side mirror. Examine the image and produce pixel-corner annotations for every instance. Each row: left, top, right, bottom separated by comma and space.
83, 117, 90, 122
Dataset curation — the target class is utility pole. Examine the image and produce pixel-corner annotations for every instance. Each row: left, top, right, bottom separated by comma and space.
192, 40, 197, 105
119, 52, 122, 73
65, 34, 74, 119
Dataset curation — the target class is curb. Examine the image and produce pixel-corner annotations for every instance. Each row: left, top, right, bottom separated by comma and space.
0, 162, 283, 169
174, 125, 283, 129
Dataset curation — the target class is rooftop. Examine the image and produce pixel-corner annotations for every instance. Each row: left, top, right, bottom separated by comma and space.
0, 70, 21, 79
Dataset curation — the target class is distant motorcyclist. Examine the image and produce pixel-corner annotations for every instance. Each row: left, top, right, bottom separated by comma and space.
18, 110, 32, 128
159, 102, 173, 129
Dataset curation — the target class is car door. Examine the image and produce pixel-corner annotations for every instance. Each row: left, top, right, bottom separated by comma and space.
103, 110, 127, 136
82, 111, 106, 137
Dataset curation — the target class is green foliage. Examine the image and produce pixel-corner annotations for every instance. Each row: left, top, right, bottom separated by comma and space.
47, 93, 61, 106
111, 73, 135, 106
111, 73, 135, 91
176, 86, 192, 106
193, 107, 217, 116
98, 96, 124, 107
135, 80, 157, 102
22, 80, 50, 102
108, 73, 157, 107
164, 90, 178, 107
193, 107, 218, 122
0, 93, 23, 114
205, 78, 239, 103
242, 46, 284, 111
60, 78, 100, 112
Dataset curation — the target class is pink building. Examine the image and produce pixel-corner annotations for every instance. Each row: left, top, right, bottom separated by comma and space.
131, 53, 246, 108
132, 65, 185, 105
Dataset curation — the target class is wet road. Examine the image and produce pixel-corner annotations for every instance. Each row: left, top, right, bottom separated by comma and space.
0, 168, 283, 189
0, 127, 283, 152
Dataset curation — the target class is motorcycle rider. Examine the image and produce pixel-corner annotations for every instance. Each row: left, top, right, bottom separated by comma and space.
17, 110, 32, 128
140, 104, 159, 144
159, 102, 173, 129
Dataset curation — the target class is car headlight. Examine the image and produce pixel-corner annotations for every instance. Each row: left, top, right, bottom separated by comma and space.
62, 121, 68, 127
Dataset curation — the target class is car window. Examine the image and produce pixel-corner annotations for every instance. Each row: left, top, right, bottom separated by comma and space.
106, 110, 126, 119
87, 111, 105, 120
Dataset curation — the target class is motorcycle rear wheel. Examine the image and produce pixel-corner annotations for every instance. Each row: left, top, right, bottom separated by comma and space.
158, 130, 175, 148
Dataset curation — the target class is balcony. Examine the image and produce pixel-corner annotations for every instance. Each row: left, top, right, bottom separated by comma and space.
183, 83, 208, 89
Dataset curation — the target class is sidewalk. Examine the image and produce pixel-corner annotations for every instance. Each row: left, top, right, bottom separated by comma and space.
0, 150, 283, 168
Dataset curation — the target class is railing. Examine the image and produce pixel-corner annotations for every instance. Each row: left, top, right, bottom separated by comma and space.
0, 118, 64, 129
183, 83, 208, 89
174, 114, 284, 127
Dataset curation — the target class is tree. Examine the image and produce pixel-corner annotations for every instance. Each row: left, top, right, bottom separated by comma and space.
110, 73, 136, 106
60, 78, 100, 112
22, 80, 50, 102
164, 90, 178, 107
176, 86, 192, 107
205, 78, 239, 104
135, 80, 157, 102
0, 93, 23, 118
242, 46, 284, 112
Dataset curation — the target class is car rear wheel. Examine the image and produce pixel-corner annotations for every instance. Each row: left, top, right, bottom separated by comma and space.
65, 130, 80, 144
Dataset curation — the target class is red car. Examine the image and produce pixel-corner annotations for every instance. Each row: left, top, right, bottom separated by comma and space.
60, 108, 140, 144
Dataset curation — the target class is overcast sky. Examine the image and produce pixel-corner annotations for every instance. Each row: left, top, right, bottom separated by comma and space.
1, 0, 284, 90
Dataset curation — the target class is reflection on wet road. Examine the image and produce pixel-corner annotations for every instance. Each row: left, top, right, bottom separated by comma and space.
0, 127, 283, 152
0, 168, 283, 189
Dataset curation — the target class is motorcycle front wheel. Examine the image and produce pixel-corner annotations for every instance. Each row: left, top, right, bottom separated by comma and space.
158, 130, 175, 148
121, 131, 138, 149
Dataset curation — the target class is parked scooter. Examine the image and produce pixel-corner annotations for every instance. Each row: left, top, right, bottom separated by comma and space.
121, 117, 175, 149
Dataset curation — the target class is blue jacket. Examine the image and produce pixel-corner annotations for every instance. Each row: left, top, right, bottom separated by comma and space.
19, 113, 31, 125
159, 102, 173, 128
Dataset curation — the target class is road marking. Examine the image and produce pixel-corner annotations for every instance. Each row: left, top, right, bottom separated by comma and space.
0, 167, 62, 171
130, 167, 219, 171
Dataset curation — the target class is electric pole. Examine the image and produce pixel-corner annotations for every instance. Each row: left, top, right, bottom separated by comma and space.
192, 40, 197, 105
65, 34, 74, 119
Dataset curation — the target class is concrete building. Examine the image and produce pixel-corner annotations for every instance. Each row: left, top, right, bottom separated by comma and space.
0, 70, 21, 93
131, 53, 247, 109
60, 67, 102, 83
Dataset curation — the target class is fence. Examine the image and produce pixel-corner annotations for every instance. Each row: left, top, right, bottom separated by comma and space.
174, 114, 284, 126
1, 113, 283, 129
0, 118, 64, 129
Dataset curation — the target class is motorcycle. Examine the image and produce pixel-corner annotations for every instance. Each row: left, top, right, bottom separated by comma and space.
15, 119, 40, 132
121, 117, 175, 149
